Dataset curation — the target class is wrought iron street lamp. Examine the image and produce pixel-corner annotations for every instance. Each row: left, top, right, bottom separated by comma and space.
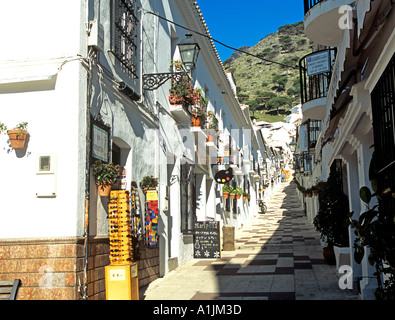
142, 34, 200, 91
289, 140, 297, 153
177, 34, 200, 71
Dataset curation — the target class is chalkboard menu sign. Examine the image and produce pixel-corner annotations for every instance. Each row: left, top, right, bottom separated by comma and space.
194, 221, 221, 259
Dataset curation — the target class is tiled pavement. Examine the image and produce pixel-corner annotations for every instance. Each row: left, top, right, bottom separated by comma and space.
141, 180, 360, 300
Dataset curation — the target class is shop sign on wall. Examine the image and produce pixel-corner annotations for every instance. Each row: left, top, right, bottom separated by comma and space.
92, 121, 110, 162
306, 50, 330, 76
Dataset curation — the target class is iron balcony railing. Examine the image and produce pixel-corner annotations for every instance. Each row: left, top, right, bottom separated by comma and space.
299, 48, 337, 105
304, 0, 324, 14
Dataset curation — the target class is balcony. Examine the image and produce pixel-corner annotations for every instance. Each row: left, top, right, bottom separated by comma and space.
299, 48, 337, 120
169, 104, 191, 124
303, 0, 355, 46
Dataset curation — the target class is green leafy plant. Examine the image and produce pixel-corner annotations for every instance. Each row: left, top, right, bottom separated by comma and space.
207, 112, 218, 131
313, 174, 350, 248
0, 122, 7, 134
222, 185, 234, 193
169, 60, 183, 71
139, 175, 158, 190
235, 188, 243, 195
243, 192, 251, 200
347, 151, 395, 300
191, 105, 207, 121
15, 122, 28, 131
92, 160, 120, 186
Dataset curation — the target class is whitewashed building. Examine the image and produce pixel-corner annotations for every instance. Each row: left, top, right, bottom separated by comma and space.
296, 0, 395, 299
0, 0, 267, 300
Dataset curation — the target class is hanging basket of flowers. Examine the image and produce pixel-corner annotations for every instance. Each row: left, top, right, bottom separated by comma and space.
222, 185, 233, 199
92, 160, 120, 197
139, 175, 158, 192
7, 122, 28, 149
169, 77, 199, 107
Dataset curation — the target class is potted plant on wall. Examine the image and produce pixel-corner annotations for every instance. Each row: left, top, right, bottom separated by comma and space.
7, 122, 28, 149
92, 160, 120, 197
222, 185, 233, 199
230, 188, 237, 199
191, 105, 206, 128
235, 188, 243, 199
169, 60, 183, 72
139, 175, 158, 192
206, 111, 218, 142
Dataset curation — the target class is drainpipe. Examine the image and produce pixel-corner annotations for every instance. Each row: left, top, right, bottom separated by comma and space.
81, 42, 94, 300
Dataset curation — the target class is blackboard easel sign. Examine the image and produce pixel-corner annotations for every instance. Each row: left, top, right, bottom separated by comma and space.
194, 221, 221, 259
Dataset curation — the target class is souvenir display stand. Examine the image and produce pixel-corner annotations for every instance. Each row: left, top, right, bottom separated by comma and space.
105, 190, 139, 300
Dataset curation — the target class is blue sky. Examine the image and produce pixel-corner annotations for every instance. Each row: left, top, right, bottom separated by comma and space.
197, 0, 305, 61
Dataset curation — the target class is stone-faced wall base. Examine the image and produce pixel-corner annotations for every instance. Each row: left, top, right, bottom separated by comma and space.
0, 237, 160, 300
0, 237, 108, 300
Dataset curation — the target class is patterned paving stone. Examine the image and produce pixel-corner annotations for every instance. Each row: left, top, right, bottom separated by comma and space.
142, 180, 360, 301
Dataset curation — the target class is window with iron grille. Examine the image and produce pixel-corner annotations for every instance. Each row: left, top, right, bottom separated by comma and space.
180, 163, 196, 234
110, 0, 138, 78
308, 119, 321, 149
371, 52, 395, 215
330, 159, 343, 193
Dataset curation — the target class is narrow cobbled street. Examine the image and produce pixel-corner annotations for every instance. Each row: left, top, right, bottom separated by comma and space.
141, 180, 360, 300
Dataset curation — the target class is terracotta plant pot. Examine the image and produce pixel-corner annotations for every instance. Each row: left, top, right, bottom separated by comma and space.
236, 194, 241, 199
143, 187, 157, 194
230, 193, 236, 199
191, 116, 200, 127
98, 183, 112, 197
223, 192, 229, 199
7, 130, 27, 149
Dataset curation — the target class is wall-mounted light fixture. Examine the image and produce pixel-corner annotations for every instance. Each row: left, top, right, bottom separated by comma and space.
142, 34, 200, 91
289, 140, 297, 153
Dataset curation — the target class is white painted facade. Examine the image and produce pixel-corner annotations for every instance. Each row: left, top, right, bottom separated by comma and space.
0, 0, 271, 296
297, 0, 395, 299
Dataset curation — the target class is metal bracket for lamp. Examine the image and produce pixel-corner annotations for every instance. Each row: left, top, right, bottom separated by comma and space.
142, 71, 188, 91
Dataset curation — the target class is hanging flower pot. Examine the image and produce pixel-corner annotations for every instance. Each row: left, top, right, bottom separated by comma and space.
230, 192, 236, 199
98, 182, 112, 197
235, 188, 243, 199
222, 185, 233, 199
7, 122, 28, 149
92, 160, 120, 197
139, 175, 158, 192
7, 129, 27, 149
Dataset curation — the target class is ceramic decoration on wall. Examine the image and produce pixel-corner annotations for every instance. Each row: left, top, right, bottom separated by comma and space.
144, 190, 158, 247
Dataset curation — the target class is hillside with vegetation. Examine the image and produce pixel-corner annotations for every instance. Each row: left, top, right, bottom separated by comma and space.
223, 21, 313, 122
